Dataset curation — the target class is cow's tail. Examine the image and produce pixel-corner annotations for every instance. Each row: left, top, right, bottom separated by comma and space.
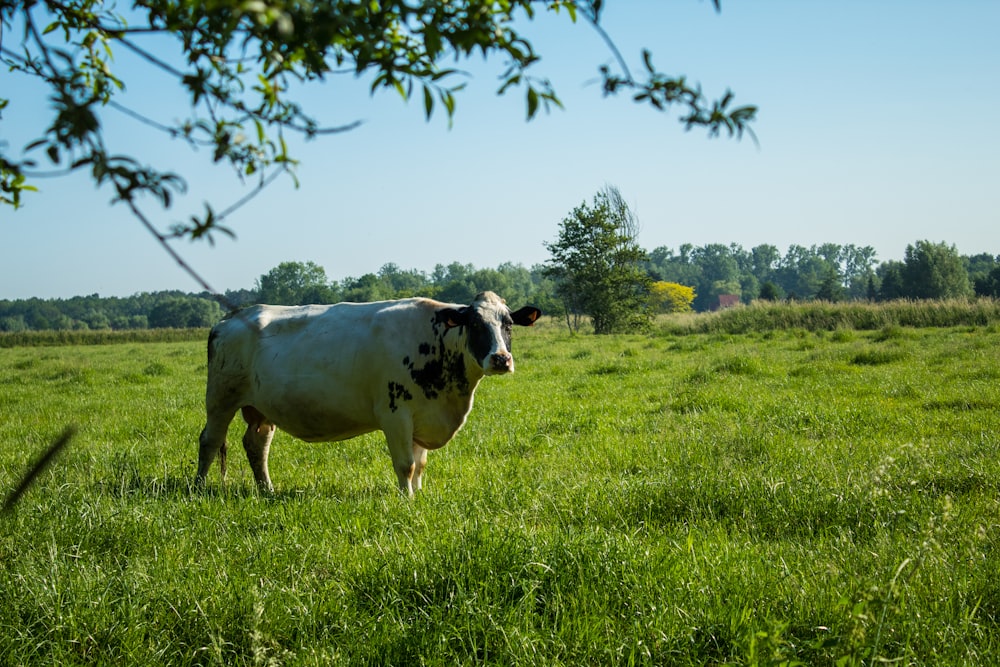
206, 326, 221, 367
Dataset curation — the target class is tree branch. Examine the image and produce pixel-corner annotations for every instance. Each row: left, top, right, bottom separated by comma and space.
2, 427, 76, 513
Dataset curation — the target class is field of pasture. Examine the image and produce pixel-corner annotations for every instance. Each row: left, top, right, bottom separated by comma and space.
1, 313, 999, 665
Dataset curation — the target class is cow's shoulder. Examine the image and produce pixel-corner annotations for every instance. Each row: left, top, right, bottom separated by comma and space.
373, 297, 461, 347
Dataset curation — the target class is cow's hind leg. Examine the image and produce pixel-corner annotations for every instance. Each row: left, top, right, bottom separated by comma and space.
197, 408, 237, 486
241, 406, 277, 493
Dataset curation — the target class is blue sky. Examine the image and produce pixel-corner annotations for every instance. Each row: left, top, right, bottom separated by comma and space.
1, 1, 998, 299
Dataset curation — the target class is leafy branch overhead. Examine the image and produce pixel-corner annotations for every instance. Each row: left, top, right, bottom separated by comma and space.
0, 0, 757, 247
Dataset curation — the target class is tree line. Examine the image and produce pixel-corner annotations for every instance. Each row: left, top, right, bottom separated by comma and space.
542, 187, 999, 333
2, 241, 998, 332
645, 239, 997, 311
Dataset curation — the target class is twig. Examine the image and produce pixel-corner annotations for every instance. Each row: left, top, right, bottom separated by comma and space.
3, 427, 76, 513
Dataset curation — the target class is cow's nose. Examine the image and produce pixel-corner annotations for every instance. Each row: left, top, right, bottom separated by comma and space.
490, 352, 513, 371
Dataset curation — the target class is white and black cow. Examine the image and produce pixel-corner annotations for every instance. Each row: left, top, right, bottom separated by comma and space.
196, 291, 540, 495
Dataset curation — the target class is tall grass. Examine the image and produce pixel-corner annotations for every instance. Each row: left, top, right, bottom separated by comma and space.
1, 325, 998, 664
0, 328, 208, 348
662, 298, 1000, 335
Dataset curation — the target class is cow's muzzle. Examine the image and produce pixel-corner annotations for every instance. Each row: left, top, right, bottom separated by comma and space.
488, 352, 514, 374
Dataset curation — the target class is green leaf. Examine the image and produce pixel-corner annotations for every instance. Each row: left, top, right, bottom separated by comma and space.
423, 85, 433, 120
392, 78, 406, 100
498, 74, 521, 95
441, 90, 455, 117
527, 87, 539, 119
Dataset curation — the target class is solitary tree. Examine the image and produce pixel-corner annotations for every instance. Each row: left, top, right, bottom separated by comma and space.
1, 1, 756, 295
544, 186, 651, 334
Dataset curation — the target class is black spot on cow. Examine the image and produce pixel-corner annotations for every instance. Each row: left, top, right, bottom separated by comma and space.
430, 312, 453, 338
409, 358, 444, 399
388, 381, 413, 412
464, 313, 494, 366
404, 323, 471, 400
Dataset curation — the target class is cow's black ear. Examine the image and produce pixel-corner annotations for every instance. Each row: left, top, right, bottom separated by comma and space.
439, 307, 470, 329
511, 306, 541, 326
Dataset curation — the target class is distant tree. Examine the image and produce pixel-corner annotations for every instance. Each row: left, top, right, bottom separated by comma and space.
815, 270, 845, 302
23, 300, 68, 330
646, 244, 703, 297
974, 266, 1000, 298
377, 263, 430, 298
148, 297, 223, 328
966, 254, 1000, 296
461, 267, 508, 303
110, 315, 148, 330
758, 281, 783, 302
649, 281, 695, 313
750, 244, 781, 284
528, 264, 564, 322
866, 276, 878, 302
775, 245, 833, 301
841, 244, 878, 299
256, 261, 334, 305
493, 263, 535, 307
690, 244, 740, 311
877, 261, 906, 301
739, 274, 760, 303
431, 262, 477, 303
222, 289, 260, 309
0, 315, 27, 332
544, 186, 652, 334
964, 253, 997, 281
901, 240, 973, 300
81, 309, 111, 330
340, 273, 392, 303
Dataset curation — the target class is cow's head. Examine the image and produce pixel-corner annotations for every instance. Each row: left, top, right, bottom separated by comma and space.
440, 291, 540, 375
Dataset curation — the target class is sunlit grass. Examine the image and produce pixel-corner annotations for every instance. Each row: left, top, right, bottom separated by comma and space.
1, 318, 999, 664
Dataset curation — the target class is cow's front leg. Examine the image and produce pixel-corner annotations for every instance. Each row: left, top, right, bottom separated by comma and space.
383, 417, 416, 496
412, 443, 429, 492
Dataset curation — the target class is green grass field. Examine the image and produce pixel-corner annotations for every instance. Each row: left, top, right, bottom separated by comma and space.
1, 316, 999, 665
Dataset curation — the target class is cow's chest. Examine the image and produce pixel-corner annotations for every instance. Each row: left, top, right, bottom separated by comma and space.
408, 391, 476, 450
